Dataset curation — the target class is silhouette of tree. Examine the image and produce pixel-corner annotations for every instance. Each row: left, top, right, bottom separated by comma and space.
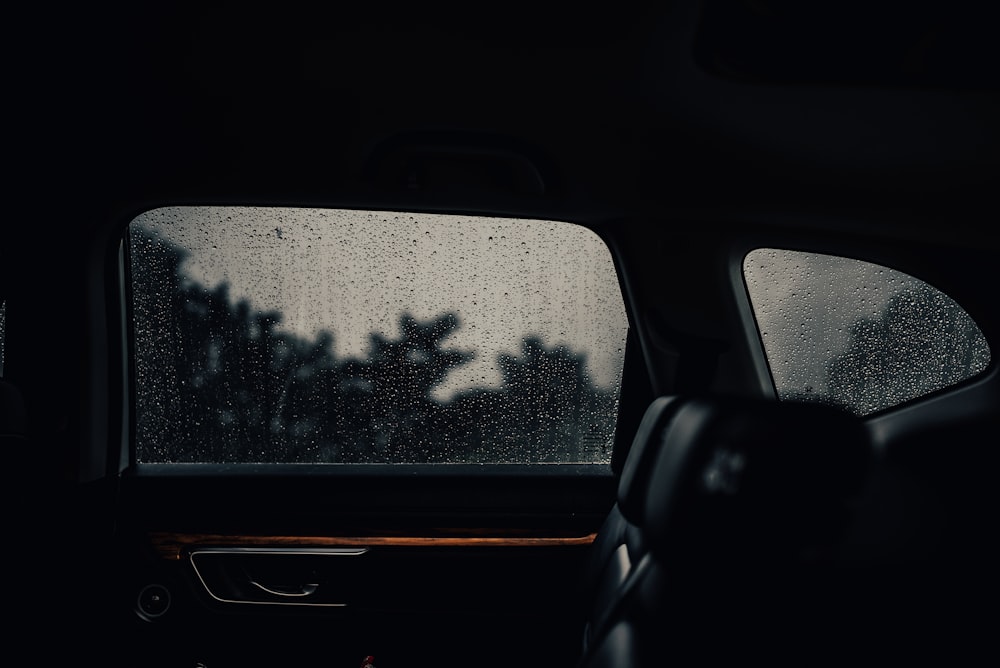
272, 330, 342, 461
337, 313, 473, 462
130, 228, 341, 462
450, 337, 618, 463
827, 283, 990, 415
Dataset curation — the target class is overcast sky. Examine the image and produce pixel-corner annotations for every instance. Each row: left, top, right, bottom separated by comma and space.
132, 206, 630, 400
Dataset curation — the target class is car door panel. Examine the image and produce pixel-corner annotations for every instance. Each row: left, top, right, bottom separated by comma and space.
109, 471, 614, 666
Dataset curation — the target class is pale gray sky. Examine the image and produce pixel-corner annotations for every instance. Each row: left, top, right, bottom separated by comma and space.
132, 206, 630, 401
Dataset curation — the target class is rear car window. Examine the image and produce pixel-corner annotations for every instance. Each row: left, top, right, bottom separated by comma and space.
126, 207, 629, 465
743, 248, 991, 416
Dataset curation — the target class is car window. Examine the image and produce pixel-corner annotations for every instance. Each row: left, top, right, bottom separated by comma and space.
742, 248, 991, 416
126, 207, 629, 465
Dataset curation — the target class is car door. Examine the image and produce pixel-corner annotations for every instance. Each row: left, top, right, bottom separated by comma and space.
92, 204, 650, 668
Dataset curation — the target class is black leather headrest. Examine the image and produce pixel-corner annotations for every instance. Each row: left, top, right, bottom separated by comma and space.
643, 396, 871, 559
616, 396, 681, 524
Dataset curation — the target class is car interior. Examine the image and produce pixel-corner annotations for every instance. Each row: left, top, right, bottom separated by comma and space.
4, 2, 999, 666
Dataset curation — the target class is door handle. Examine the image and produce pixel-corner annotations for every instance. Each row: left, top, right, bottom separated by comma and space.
246, 580, 319, 597
189, 547, 368, 606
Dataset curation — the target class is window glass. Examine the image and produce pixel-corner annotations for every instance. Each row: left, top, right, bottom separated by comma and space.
127, 207, 629, 464
743, 248, 991, 416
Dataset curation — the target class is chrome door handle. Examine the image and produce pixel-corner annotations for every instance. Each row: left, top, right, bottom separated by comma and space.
246, 580, 319, 597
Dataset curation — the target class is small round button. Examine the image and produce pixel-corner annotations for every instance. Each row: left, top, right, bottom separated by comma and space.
136, 583, 171, 620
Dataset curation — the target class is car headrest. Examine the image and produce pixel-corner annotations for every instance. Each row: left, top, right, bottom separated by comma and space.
642, 396, 871, 561
616, 396, 681, 524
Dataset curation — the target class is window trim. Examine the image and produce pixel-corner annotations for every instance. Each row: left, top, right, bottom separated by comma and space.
730, 246, 779, 399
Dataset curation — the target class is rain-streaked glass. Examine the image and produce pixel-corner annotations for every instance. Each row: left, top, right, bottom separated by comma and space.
128, 207, 629, 464
743, 248, 991, 416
